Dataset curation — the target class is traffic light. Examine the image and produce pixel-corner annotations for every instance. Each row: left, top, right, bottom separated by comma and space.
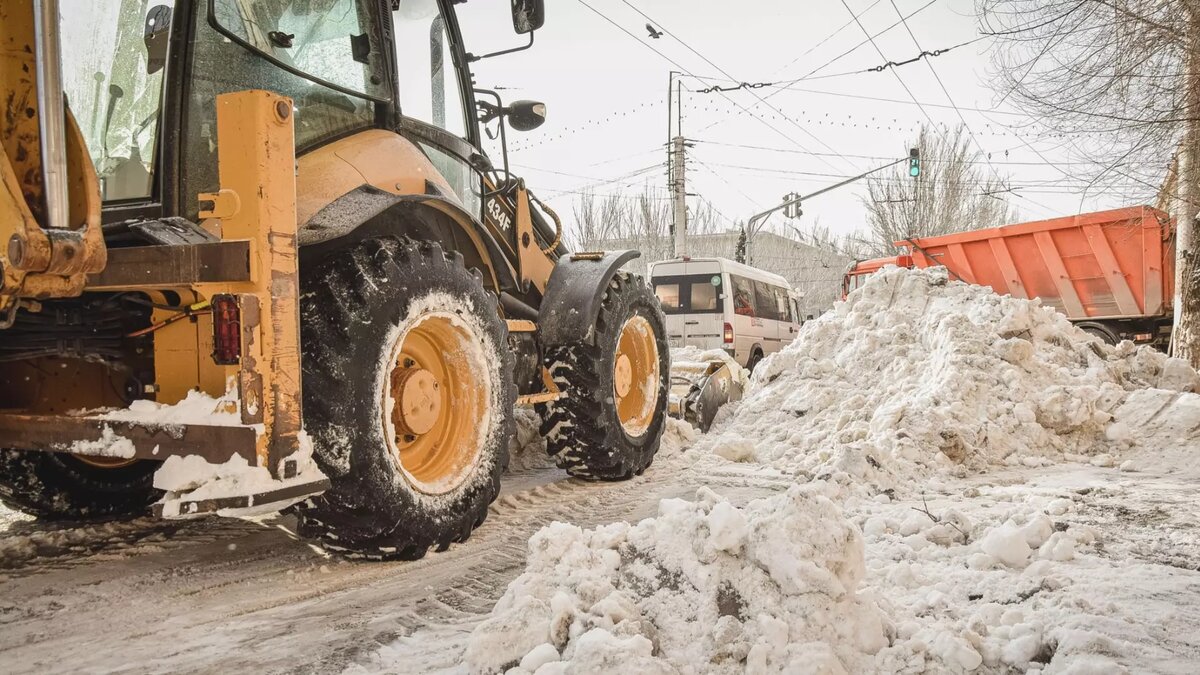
908, 147, 921, 178
782, 192, 802, 219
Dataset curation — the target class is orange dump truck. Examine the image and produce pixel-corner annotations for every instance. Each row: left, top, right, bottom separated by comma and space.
843, 206, 1175, 346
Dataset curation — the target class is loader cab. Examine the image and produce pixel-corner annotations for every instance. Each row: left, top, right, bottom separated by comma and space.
59, 0, 543, 230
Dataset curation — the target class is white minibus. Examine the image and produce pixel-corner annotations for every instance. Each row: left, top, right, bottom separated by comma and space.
649, 257, 802, 370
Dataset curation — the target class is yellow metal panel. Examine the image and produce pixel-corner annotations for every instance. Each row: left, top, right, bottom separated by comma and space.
192, 90, 301, 475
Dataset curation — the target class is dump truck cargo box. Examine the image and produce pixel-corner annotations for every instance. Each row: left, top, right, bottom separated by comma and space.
898, 206, 1174, 321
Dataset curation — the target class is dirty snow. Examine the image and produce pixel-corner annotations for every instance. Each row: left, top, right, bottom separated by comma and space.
442, 266, 1200, 674
155, 431, 324, 518
701, 265, 1189, 484
93, 386, 244, 427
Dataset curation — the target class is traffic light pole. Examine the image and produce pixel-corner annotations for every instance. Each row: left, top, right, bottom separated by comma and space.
744, 151, 917, 264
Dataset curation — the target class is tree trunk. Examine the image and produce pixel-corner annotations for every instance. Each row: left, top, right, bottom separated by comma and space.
1170, 6, 1200, 367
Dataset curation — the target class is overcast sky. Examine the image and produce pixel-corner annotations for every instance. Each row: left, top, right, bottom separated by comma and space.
455, 0, 1154, 243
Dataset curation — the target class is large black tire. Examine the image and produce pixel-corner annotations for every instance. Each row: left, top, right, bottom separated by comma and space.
294, 237, 515, 560
537, 271, 669, 480
0, 451, 160, 520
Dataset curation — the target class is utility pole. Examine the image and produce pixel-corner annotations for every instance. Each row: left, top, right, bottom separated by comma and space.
667, 70, 688, 257
672, 135, 687, 257
1170, 6, 1200, 367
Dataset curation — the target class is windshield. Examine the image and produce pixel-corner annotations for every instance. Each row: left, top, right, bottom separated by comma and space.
184, 0, 387, 219
60, 1, 174, 202
211, 0, 388, 101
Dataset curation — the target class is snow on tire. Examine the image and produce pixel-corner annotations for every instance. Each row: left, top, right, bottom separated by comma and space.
537, 271, 670, 481
295, 237, 515, 560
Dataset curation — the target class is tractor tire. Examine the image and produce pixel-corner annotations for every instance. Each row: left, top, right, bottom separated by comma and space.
294, 237, 515, 560
537, 271, 669, 480
0, 451, 160, 520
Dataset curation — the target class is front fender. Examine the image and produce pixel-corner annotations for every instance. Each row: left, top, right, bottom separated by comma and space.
539, 250, 641, 347
298, 186, 516, 294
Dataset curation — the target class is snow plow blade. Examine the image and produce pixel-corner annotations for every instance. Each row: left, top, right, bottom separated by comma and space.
669, 360, 744, 432
153, 477, 331, 518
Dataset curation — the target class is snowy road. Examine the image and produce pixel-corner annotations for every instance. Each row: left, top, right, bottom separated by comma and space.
0, 448, 790, 674
1, 436, 1198, 674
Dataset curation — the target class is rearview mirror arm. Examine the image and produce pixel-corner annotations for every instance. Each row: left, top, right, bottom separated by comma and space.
474, 89, 511, 193
465, 31, 534, 64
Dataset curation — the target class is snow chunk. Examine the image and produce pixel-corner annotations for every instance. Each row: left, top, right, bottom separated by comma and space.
979, 521, 1032, 569
465, 484, 890, 674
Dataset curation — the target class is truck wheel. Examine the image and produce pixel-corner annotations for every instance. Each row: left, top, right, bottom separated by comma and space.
0, 452, 160, 520
538, 272, 669, 480
746, 347, 764, 372
1081, 325, 1119, 346
295, 238, 515, 560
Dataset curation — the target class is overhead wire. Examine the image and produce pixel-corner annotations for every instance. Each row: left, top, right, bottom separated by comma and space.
694, 0, 943, 138
881, 0, 1059, 215
609, 0, 858, 174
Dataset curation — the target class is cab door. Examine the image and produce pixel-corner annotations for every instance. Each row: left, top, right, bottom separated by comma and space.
392, 0, 485, 219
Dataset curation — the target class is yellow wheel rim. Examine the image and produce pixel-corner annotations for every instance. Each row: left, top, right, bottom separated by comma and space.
614, 315, 660, 437
73, 456, 138, 469
383, 312, 488, 495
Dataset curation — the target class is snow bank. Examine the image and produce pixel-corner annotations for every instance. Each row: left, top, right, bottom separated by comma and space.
703, 266, 1186, 485
464, 484, 894, 674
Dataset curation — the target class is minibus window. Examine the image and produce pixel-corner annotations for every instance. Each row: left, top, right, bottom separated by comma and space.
754, 281, 780, 321
731, 275, 756, 317
691, 282, 718, 311
655, 283, 682, 311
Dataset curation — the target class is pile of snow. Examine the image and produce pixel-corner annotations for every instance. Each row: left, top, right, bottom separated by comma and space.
464, 484, 898, 674
703, 266, 1193, 484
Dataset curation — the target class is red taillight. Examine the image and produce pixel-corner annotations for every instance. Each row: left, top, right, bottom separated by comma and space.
211, 294, 242, 365
723, 322, 734, 343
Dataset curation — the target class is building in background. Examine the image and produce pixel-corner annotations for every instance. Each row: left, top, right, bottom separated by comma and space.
590, 230, 850, 319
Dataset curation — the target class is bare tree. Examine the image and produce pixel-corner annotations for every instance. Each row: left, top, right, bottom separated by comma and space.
860, 125, 1018, 256
977, 0, 1200, 363
570, 185, 726, 252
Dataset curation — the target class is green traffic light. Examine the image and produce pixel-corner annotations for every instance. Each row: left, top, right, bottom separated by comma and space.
909, 161, 920, 177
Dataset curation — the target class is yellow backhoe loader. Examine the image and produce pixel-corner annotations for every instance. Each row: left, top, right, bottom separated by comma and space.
0, 0, 670, 560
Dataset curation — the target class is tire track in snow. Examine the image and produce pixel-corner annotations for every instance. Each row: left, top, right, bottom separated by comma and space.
0, 456, 790, 674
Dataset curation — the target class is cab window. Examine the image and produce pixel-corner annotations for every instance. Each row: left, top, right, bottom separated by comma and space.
392, 1, 481, 216
61, 2, 175, 201
393, 0, 469, 137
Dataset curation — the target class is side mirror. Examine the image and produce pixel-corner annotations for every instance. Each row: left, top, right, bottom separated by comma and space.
512, 0, 545, 34
143, 5, 172, 75
506, 100, 546, 132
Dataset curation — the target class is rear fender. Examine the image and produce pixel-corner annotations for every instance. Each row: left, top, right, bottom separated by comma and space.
539, 250, 640, 347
